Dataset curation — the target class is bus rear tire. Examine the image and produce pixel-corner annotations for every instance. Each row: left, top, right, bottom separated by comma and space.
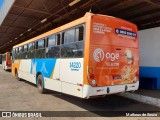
15, 70, 21, 81
37, 75, 46, 94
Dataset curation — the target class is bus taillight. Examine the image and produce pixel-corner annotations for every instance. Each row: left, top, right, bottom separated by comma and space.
135, 71, 139, 77
90, 74, 95, 79
87, 67, 97, 86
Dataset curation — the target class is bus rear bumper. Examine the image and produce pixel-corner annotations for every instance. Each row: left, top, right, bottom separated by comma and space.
5, 66, 11, 70
82, 81, 139, 98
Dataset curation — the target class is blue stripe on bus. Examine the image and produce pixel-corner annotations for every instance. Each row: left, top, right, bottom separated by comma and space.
30, 58, 57, 78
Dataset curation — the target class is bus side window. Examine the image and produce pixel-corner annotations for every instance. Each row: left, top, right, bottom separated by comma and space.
46, 34, 60, 58
12, 48, 15, 60
38, 39, 44, 49
19, 46, 22, 53
64, 29, 75, 44
12, 49, 15, 61
22, 46, 24, 52
21, 46, 25, 59
61, 26, 84, 58
15, 48, 17, 59
28, 42, 35, 59
36, 39, 45, 58
24, 44, 28, 52
19, 46, 22, 59
48, 35, 56, 47
29, 43, 33, 50
8, 52, 11, 59
24, 44, 28, 59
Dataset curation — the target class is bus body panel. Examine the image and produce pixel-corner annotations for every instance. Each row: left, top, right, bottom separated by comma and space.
15, 58, 84, 97
12, 60, 21, 76
86, 15, 139, 88
90, 15, 138, 47
60, 58, 83, 84
18, 59, 36, 84
60, 58, 83, 97
89, 46, 139, 86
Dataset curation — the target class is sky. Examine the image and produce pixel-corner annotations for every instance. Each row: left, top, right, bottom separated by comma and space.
0, 0, 4, 9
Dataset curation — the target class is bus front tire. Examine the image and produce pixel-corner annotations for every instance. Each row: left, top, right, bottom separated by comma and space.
37, 75, 46, 94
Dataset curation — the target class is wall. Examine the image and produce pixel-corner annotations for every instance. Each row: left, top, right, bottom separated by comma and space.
139, 27, 160, 67
0, 0, 15, 26
139, 27, 160, 89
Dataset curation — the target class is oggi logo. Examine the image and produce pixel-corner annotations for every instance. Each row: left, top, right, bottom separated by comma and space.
93, 48, 105, 62
93, 48, 119, 62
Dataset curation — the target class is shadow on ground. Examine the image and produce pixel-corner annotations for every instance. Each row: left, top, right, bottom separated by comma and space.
19, 79, 160, 117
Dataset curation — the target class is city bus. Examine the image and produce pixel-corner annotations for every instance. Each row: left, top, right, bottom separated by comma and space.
2, 52, 11, 70
11, 12, 139, 98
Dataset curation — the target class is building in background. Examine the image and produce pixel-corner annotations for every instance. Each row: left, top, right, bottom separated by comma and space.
139, 27, 160, 89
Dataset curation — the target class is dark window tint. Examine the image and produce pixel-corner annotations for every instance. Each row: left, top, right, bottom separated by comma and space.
21, 46, 24, 52
28, 50, 35, 59
62, 33, 65, 44
57, 34, 60, 45
36, 39, 45, 58
61, 41, 83, 58
28, 42, 35, 59
46, 46, 60, 58
35, 49, 45, 58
